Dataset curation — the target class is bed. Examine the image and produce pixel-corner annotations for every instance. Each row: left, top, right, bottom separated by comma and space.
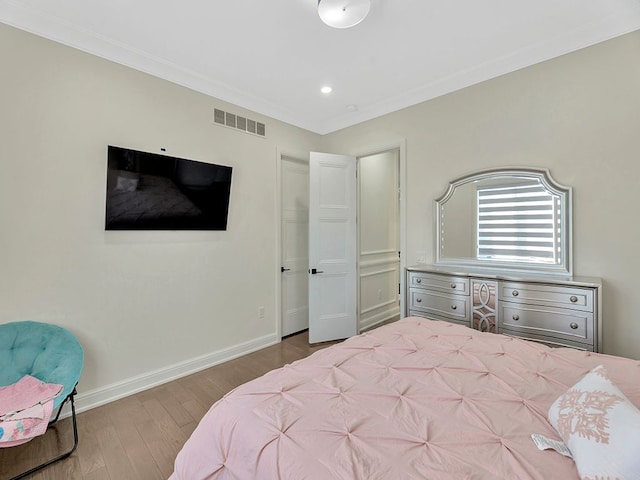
170, 318, 640, 480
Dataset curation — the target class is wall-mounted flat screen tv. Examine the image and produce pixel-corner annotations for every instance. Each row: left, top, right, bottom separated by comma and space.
105, 146, 232, 231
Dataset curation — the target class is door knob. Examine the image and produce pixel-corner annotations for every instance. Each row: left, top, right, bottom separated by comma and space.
281, 267, 291, 273
309, 268, 324, 274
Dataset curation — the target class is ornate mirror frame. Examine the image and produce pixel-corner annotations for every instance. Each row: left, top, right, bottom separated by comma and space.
435, 167, 573, 276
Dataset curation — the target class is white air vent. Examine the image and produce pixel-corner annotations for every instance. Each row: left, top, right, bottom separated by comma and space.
213, 108, 266, 138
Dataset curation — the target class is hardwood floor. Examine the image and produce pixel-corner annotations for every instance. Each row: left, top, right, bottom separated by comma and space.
0, 331, 337, 480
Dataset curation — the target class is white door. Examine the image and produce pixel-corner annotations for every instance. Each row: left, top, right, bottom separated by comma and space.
308, 152, 358, 343
280, 157, 310, 336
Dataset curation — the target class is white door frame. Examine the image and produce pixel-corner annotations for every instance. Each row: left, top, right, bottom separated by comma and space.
275, 149, 309, 339
275, 140, 407, 340
279, 154, 311, 337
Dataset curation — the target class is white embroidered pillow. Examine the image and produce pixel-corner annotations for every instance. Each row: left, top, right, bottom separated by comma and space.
548, 365, 640, 480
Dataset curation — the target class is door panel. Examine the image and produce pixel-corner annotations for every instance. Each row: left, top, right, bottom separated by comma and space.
281, 157, 309, 336
308, 152, 357, 343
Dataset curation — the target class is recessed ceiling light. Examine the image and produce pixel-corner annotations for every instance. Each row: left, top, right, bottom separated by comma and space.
321, 86, 333, 94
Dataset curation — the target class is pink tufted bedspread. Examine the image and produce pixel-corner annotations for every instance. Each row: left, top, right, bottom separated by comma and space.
170, 318, 640, 480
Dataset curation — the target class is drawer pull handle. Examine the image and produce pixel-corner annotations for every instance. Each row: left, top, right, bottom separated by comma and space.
512, 290, 519, 297
451, 305, 457, 310
512, 314, 520, 321
416, 298, 422, 303
570, 296, 578, 303
450, 283, 457, 289
416, 278, 422, 284
570, 322, 579, 330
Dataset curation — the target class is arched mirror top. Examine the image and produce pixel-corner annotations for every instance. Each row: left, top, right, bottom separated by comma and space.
435, 167, 572, 276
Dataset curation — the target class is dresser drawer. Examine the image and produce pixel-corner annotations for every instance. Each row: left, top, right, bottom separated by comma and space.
408, 310, 470, 327
409, 289, 469, 322
408, 271, 469, 295
499, 329, 594, 351
498, 301, 594, 345
500, 282, 594, 312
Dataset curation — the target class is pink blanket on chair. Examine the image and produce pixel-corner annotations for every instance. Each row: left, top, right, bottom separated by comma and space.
0, 375, 63, 447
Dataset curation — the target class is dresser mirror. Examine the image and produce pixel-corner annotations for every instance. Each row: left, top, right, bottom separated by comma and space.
435, 167, 572, 275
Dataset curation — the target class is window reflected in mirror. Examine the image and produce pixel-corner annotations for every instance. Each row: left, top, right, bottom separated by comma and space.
436, 168, 572, 275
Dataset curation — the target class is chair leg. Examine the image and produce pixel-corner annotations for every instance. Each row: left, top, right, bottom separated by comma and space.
10, 388, 79, 480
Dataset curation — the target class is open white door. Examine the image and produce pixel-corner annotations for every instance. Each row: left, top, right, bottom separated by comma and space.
308, 152, 357, 343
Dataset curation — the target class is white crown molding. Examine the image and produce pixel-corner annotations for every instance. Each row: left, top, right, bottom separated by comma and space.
0, 0, 315, 130
2, 0, 640, 135
318, 7, 640, 134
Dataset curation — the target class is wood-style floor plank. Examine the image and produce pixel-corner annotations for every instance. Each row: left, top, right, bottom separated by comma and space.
155, 389, 194, 429
77, 410, 109, 477
0, 330, 337, 480
110, 400, 164, 480
94, 424, 136, 480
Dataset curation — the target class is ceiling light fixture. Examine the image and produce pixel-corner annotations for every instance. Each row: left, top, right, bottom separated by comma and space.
321, 86, 333, 94
317, 0, 371, 29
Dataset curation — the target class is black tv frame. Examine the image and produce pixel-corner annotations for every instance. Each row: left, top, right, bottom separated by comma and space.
105, 146, 232, 231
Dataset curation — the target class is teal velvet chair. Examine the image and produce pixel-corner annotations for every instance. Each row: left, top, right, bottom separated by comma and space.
0, 321, 84, 479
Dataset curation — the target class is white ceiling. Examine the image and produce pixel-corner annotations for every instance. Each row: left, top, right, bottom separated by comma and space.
2, 0, 640, 134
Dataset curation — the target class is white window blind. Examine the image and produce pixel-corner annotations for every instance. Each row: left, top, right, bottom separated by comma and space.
477, 182, 560, 264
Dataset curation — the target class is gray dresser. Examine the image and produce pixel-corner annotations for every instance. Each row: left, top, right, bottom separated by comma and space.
406, 266, 602, 352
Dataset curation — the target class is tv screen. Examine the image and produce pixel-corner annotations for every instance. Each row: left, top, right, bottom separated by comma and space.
105, 146, 232, 230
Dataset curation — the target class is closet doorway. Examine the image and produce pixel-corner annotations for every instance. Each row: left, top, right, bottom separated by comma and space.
357, 148, 402, 331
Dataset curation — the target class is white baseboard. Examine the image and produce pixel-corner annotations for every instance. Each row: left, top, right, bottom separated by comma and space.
59, 332, 280, 418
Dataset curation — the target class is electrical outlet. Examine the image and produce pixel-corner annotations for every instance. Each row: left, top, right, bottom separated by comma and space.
258, 306, 265, 319
416, 250, 426, 263
377, 289, 383, 300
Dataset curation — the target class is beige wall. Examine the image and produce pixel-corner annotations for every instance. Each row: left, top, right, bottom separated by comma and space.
0, 24, 321, 407
322, 30, 640, 359
2, 22, 639, 413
